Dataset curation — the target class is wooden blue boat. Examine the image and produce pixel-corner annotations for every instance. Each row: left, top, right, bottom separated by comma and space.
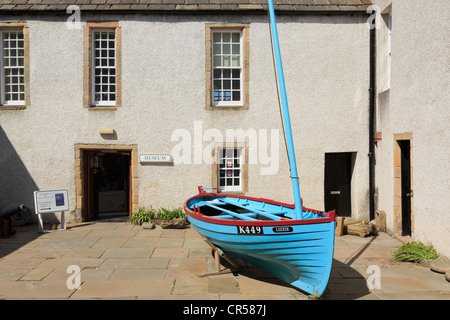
184, 190, 335, 297
184, 0, 336, 297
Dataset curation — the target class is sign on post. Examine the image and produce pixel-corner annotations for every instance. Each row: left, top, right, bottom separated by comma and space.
34, 189, 68, 233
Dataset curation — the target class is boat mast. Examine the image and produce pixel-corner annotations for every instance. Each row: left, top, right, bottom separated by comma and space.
267, 0, 304, 220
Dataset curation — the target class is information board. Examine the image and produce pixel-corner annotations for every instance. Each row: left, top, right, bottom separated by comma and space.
34, 189, 69, 214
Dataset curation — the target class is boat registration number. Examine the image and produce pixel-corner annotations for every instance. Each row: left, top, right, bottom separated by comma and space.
237, 226, 264, 235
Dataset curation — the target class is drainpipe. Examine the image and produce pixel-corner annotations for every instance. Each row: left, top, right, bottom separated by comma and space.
369, 18, 376, 221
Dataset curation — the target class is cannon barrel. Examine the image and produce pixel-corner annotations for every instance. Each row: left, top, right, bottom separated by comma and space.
0, 204, 27, 219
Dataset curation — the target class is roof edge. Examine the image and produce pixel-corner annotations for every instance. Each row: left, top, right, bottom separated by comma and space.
0, 3, 372, 15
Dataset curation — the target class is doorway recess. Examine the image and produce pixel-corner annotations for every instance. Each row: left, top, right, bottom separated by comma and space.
393, 133, 413, 237
75, 144, 138, 222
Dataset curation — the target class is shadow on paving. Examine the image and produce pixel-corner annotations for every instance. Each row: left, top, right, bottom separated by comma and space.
0, 224, 42, 260
215, 250, 371, 300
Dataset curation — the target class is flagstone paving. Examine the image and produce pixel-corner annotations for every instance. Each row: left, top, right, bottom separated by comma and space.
0, 218, 448, 300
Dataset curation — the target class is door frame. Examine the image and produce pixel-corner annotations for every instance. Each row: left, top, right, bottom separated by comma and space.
75, 144, 139, 222
393, 133, 414, 237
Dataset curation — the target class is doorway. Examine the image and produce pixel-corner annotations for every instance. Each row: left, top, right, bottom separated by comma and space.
399, 140, 412, 236
84, 150, 131, 221
324, 152, 354, 217
394, 133, 413, 237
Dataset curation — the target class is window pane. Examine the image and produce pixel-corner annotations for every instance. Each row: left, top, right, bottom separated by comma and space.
213, 56, 221, 67
232, 56, 240, 67
223, 56, 230, 67
213, 44, 221, 54
223, 44, 230, 54
213, 33, 221, 43
232, 33, 240, 42
223, 92, 231, 101
223, 33, 230, 42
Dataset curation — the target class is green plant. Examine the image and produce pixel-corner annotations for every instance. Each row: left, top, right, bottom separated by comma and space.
393, 241, 440, 263
130, 207, 156, 225
155, 207, 186, 221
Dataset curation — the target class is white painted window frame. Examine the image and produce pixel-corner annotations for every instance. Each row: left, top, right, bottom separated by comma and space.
0, 30, 25, 106
217, 147, 243, 192
212, 30, 243, 107
91, 29, 116, 107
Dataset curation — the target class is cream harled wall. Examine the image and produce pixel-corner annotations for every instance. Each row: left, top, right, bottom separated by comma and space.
373, 0, 450, 256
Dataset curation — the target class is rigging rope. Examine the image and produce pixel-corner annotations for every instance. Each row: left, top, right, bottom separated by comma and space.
267, 8, 291, 174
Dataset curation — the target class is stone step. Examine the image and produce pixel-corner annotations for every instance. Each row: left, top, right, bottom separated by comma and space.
430, 256, 450, 274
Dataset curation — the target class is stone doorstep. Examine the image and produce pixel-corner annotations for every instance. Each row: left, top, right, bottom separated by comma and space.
430, 256, 450, 274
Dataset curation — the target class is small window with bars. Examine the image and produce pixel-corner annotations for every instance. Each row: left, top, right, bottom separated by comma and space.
212, 31, 242, 106
218, 148, 242, 192
92, 30, 116, 106
1, 31, 25, 105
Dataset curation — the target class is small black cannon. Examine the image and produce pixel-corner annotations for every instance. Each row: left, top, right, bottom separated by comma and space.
0, 204, 27, 237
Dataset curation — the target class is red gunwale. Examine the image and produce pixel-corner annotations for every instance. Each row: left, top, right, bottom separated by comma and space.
183, 193, 336, 227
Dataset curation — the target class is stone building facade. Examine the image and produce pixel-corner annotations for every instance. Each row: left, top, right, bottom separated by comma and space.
0, 0, 448, 256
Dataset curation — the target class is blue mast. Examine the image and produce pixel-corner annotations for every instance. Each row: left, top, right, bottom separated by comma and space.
267, 0, 304, 220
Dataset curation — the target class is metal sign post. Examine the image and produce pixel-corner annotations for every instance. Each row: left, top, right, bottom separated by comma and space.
34, 189, 69, 233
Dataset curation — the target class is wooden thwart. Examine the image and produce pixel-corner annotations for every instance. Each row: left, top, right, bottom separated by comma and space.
199, 239, 241, 277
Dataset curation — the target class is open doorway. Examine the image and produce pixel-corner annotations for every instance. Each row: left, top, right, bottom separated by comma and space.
394, 133, 413, 237
91, 151, 130, 220
75, 144, 138, 222
84, 150, 131, 220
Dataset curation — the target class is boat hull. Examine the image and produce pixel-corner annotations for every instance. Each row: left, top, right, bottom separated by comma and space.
184, 193, 335, 297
